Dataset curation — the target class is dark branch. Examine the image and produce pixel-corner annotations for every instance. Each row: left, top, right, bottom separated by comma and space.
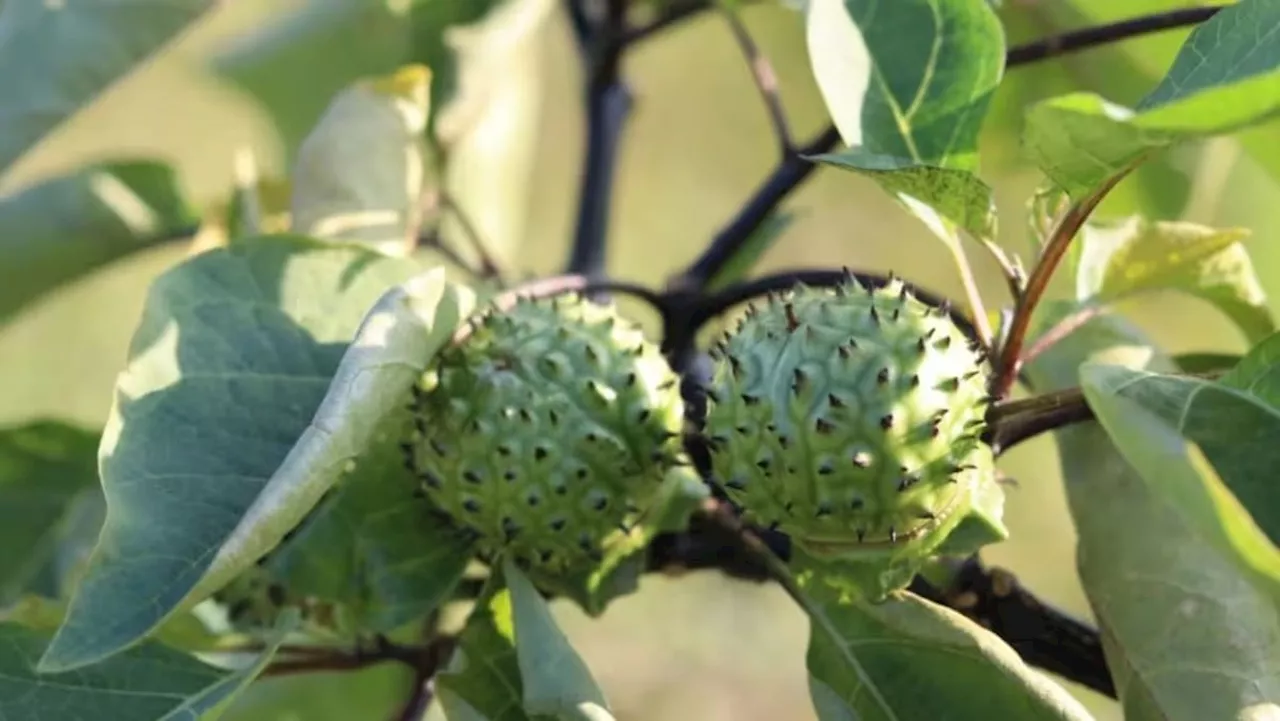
438, 191, 510, 287
644, 499, 1114, 698
261, 635, 452, 679
669, 6, 1225, 297
623, 1, 712, 44
988, 369, 1224, 453
565, 0, 633, 278
909, 558, 1115, 697
719, 5, 792, 156
673, 126, 842, 290
1005, 6, 1222, 66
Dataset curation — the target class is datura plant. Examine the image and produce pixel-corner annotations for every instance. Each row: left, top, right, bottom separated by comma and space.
2, 2, 1280, 721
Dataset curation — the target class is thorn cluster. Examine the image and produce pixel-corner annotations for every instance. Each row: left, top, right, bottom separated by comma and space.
702, 274, 1008, 598
402, 294, 687, 576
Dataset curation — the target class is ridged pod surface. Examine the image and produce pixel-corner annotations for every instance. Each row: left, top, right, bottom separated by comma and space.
703, 277, 1008, 597
404, 294, 686, 576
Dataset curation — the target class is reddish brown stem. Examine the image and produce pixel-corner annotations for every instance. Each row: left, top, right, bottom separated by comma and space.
992, 170, 1132, 400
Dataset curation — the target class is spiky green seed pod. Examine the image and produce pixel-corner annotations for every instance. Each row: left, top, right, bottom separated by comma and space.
703, 276, 1008, 598
210, 563, 346, 637
404, 294, 686, 576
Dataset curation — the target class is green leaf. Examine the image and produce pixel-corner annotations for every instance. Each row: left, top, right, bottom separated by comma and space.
262, 417, 476, 632
0, 1, 216, 173
437, 575, 549, 721
505, 559, 614, 721
211, 264, 478, 617
1172, 352, 1244, 375
0, 160, 196, 325
1026, 305, 1280, 721
792, 550, 1094, 721
219, 663, 415, 721
39, 235, 420, 673
0, 421, 99, 603
291, 65, 432, 256
810, 151, 996, 239
1072, 215, 1274, 343
1024, 0, 1280, 197
804, 0, 1004, 170
1080, 364, 1280, 586
0, 612, 294, 721
1218, 330, 1280, 408
705, 211, 797, 292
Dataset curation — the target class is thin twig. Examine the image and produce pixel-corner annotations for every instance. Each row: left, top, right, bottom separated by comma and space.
1005, 6, 1222, 66
439, 192, 510, 286
669, 6, 1225, 296
908, 558, 1115, 697
1018, 304, 1106, 369
719, 4, 793, 156
565, 0, 632, 277
673, 126, 842, 291
623, 0, 713, 44
991, 169, 1133, 400
944, 233, 993, 347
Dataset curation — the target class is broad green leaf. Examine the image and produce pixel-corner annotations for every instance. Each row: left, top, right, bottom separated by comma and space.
804, 0, 1004, 170
0, 420, 98, 603
1072, 215, 1274, 343
0, 612, 294, 721
1219, 330, 1280, 408
39, 235, 419, 673
291, 65, 432, 256
0, 160, 197, 325
1080, 364, 1280, 587
436, 575, 551, 721
811, 151, 996, 239
219, 663, 414, 721
1024, 0, 1280, 197
1027, 305, 1280, 721
3, 593, 224, 656
705, 211, 797, 292
792, 550, 1094, 721
203, 265, 477, 610
505, 560, 614, 721
0, 1, 216, 173
261, 415, 476, 632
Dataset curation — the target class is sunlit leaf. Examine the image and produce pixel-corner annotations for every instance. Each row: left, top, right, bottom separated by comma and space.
1072, 215, 1274, 343
0, 0, 216, 172
38, 236, 420, 673
0, 160, 196, 325
1080, 364, 1280, 586
1027, 304, 1280, 721
0, 612, 294, 721
792, 549, 1094, 721
291, 65, 432, 256
1024, 0, 1280, 197
505, 559, 614, 720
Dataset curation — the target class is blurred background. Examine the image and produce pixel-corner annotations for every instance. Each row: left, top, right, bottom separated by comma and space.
0, 1, 1274, 719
